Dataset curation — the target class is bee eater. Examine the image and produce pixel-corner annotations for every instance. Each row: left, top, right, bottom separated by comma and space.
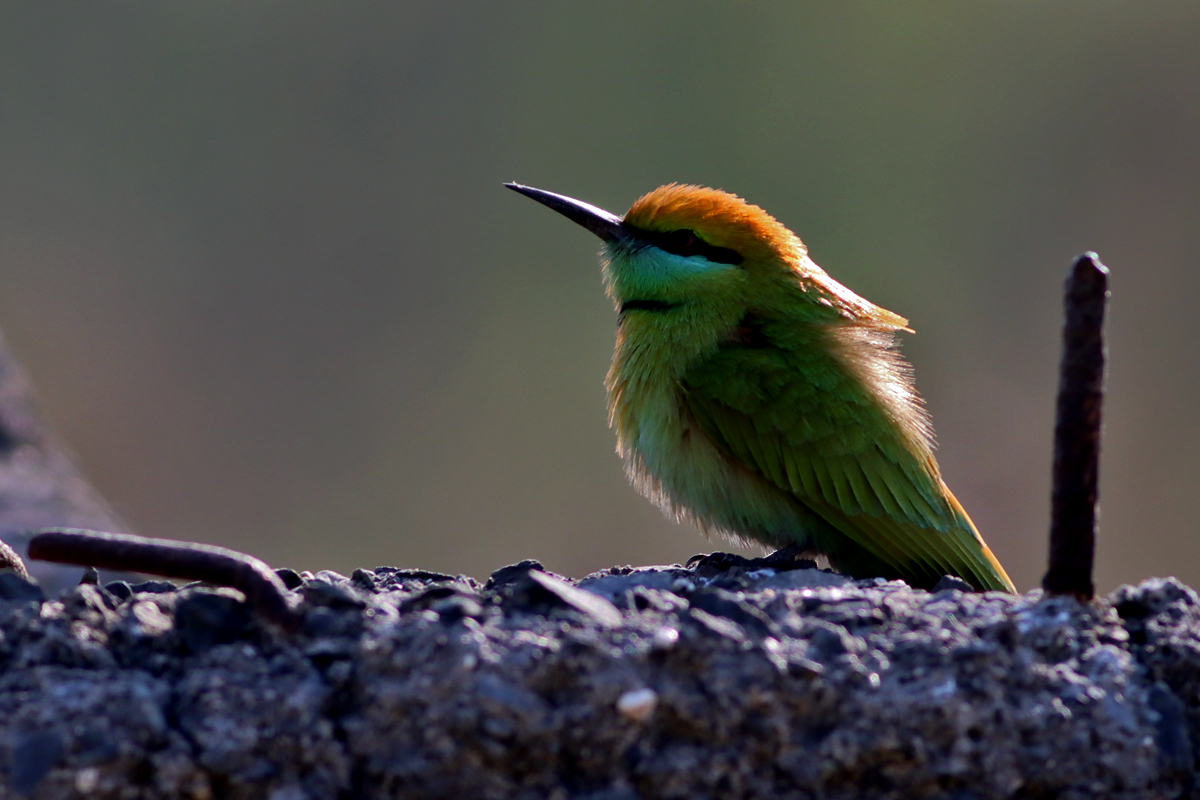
506, 182, 1015, 593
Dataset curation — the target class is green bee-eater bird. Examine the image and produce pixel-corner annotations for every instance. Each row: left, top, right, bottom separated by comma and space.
506, 182, 1015, 593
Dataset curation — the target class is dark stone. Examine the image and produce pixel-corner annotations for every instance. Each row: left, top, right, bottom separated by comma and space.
105, 580, 133, 601
129, 580, 178, 595
350, 568, 377, 592
577, 568, 683, 602
1148, 683, 1194, 779
399, 584, 477, 614
302, 604, 362, 639
688, 588, 777, 638
487, 566, 616, 625
372, 567, 464, 589
0, 572, 43, 603
0, 418, 19, 454
74, 726, 120, 766
10, 729, 62, 794
807, 621, 852, 657
62, 583, 119, 621
315, 570, 349, 584
526, 570, 622, 627
275, 568, 304, 590
302, 605, 343, 638
302, 579, 366, 609
175, 592, 254, 652
484, 559, 546, 590
432, 594, 484, 623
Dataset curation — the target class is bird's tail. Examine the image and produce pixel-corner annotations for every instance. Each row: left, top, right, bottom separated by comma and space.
944, 488, 1017, 593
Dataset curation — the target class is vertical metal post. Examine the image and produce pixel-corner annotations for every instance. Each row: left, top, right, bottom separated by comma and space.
1043, 253, 1109, 600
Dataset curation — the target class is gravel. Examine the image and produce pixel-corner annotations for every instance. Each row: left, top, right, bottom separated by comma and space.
0, 554, 1197, 799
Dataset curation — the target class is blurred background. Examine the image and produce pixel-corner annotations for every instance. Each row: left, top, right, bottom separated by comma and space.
0, 3, 1197, 594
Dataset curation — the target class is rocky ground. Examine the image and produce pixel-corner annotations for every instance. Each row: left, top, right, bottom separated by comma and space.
1, 552, 1199, 800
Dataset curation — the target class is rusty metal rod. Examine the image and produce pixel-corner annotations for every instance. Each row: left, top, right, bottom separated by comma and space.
29, 528, 297, 629
1043, 252, 1109, 600
0, 538, 30, 581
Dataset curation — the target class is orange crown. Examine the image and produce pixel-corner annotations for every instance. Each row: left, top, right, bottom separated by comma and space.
624, 184, 807, 266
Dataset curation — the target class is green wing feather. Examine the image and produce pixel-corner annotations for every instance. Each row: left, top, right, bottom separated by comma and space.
682, 325, 1015, 592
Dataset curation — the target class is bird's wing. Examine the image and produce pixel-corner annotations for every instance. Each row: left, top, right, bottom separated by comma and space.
681, 330, 1014, 592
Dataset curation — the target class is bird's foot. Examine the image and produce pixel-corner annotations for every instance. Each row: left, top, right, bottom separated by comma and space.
930, 574, 974, 593
760, 544, 816, 571
685, 551, 746, 572
685, 545, 817, 577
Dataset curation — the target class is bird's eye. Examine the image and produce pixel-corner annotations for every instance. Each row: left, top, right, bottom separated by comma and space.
635, 227, 743, 265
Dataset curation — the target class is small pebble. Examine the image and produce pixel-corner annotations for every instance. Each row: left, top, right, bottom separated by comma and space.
652, 627, 679, 650
132, 600, 173, 634
75, 767, 100, 793
616, 688, 658, 722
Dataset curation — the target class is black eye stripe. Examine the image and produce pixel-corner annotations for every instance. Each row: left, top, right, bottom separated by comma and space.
619, 299, 681, 315
626, 226, 743, 265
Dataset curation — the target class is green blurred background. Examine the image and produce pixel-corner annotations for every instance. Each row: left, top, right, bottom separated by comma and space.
1, 3, 1197, 593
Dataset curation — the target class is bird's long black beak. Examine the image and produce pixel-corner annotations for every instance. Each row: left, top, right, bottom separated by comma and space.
505, 183, 630, 244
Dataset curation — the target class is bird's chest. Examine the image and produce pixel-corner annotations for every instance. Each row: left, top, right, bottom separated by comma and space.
617, 381, 692, 462
607, 316, 733, 460
607, 357, 734, 498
